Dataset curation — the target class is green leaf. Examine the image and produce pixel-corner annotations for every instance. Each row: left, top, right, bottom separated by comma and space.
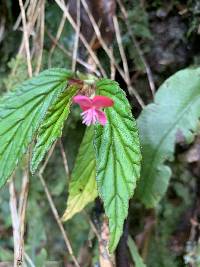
128, 236, 146, 267
136, 68, 200, 207
0, 68, 74, 188
94, 79, 141, 252
62, 126, 97, 221
31, 85, 78, 173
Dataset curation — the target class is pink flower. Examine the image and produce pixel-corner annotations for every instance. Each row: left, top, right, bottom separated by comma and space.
73, 95, 114, 126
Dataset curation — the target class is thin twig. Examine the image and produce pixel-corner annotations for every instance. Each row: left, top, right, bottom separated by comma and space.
48, 13, 67, 67
80, 0, 144, 107
10, 2, 43, 267
13, 0, 30, 31
18, 0, 44, 56
99, 218, 115, 267
83, 211, 101, 242
9, 169, 30, 267
54, 0, 107, 77
24, 253, 36, 267
10, 2, 33, 262
9, 180, 20, 267
38, 143, 80, 267
16, 2, 34, 261
27, 0, 44, 39
72, 0, 81, 72
47, 30, 101, 76
39, 141, 57, 174
38, 173, 80, 267
0, 17, 5, 43
112, 15, 145, 106
80, 0, 113, 58
12, 3, 39, 261
83, 211, 114, 267
59, 140, 69, 177
110, 48, 116, 80
18, 0, 32, 77
35, 0, 45, 74
80, 0, 120, 71
27, 0, 38, 20
113, 15, 130, 86
17, 169, 29, 267
117, 0, 156, 97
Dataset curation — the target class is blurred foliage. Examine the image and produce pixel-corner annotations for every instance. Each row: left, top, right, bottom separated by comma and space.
0, 0, 200, 266
115, 1, 152, 73
146, 166, 196, 267
3, 56, 28, 91
187, 0, 200, 37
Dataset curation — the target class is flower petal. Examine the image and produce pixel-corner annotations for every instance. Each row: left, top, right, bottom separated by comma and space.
81, 109, 97, 126
73, 95, 92, 111
92, 96, 114, 109
95, 110, 107, 126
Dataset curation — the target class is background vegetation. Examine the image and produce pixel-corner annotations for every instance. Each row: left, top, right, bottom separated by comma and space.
0, 0, 200, 266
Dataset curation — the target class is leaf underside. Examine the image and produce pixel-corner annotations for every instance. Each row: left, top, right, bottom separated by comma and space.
62, 126, 97, 221
136, 67, 200, 207
31, 85, 79, 173
0, 68, 74, 187
94, 79, 141, 252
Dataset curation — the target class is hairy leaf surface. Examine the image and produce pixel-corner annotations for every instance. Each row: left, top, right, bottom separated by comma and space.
62, 126, 97, 221
31, 85, 78, 173
0, 68, 73, 187
136, 68, 200, 207
94, 79, 141, 252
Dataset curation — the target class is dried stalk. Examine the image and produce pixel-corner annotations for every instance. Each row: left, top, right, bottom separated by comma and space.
13, 0, 30, 31
54, 0, 107, 77
117, 0, 156, 97
35, 0, 45, 74
38, 173, 80, 267
37, 143, 80, 267
72, 0, 81, 71
10, 1, 41, 264
9, 1, 81, 267
9, 180, 20, 267
18, 0, 32, 76
84, 212, 114, 267
18, 170, 29, 266
113, 15, 130, 86
47, 30, 101, 76
9, 168, 29, 267
10, 3, 33, 264
80, 0, 144, 107
110, 48, 116, 80
39, 141, 57, 174
59, 140, 70, 177
18, 0, 44, 56
24, 253, 36, 267
48, 13, 67, 67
